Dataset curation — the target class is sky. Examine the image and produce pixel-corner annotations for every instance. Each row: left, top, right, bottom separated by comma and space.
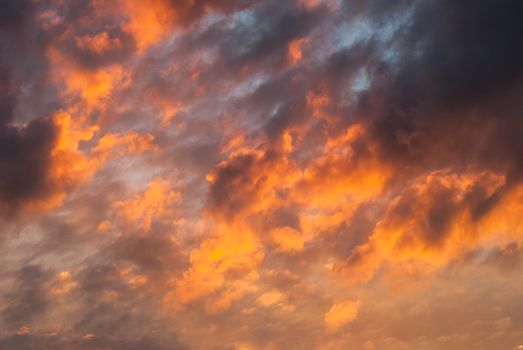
1, 0, 523, 349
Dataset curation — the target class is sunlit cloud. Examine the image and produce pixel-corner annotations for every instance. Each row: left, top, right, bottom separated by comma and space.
1, 0, 523, 349
324, 299, 360, 330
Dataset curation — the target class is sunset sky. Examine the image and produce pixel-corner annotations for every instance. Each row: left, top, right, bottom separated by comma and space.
1, 0, 523, 349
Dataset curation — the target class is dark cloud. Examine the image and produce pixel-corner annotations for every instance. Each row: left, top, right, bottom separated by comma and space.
0, 0, 32, 33
166, 0, 258, 25
186, 0, 327, 81
406, 0, 523, 109
1, 265, 51, 329
206, 150, 282, 219
354, 0, 523, 179
108, 233, 184, 272
226, 2, 324, 65
0, 67, 57, 215
0, 0, 64, 215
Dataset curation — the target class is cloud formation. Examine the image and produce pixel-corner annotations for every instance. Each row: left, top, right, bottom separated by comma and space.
1, 0, 523, 349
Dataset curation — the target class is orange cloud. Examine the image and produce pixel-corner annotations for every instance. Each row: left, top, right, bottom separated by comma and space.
28, 111, 158, 212
256, 290, 295, 312
119, 266, 148, 288
50, 271, 78, 296
204, 275, 259, 314
117, 0, 256, 52
50, 111, 101, 185
295, 123, 390, 208
299, 208, 351, 240
324, 299, 361, 330
298, 0, 333, 10
114, 177, 180, 232
159, 102, 185, 126
208, 124, 385, 220
75, 32, 122, 54
206, 149, 301, 218
174, 221, 263, 310
4, 1, 523, 349
220, 132, 248, 155
288, 37, 310, 65
92, 131, 158, 157
173, 123, 390, 314
121, 0, 174, 51
16, 326, 30, 336
174, 150, 297, 312
47, 48, 129, 109
342, 170, 509, 285
52, 111, 156, 180
307, 90, 336, 123
271, 226, 308, 253
97, 220, 113, 232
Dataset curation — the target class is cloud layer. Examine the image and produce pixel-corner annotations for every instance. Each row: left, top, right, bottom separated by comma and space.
1, 0, 523, 349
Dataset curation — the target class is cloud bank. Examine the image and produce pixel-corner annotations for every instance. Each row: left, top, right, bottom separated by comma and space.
1, 0, 523, 349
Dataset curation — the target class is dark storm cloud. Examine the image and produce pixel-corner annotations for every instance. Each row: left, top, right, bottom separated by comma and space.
0, 0, 32, 32
0, 1, 76, 215
0, 67, 57, 215
353, 0, 523, 178
403, 0, 523, 110
0, 0, 50, 81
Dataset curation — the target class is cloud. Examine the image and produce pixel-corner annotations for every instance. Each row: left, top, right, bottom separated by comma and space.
271, 226, 308, 253
342, 170, 510, 284
113, 177, 180, 232
0, 67, 58, 215
120, 0, 260, 51
1, 0, 523, 349
324, 299, 361, 330
1, 265, 51, 329
173, 219, 263, 310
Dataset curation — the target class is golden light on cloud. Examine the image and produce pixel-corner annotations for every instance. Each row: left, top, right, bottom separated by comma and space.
324, 299, 361, 330
271, 226, 308, 253
121, 0, 174, 51
288, 37, 310, 65
75, 32, 123, 54
114, 177, 180, 232
1, 1, 523, 349
50, 271, 78, 295
174, 221, 263, 309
